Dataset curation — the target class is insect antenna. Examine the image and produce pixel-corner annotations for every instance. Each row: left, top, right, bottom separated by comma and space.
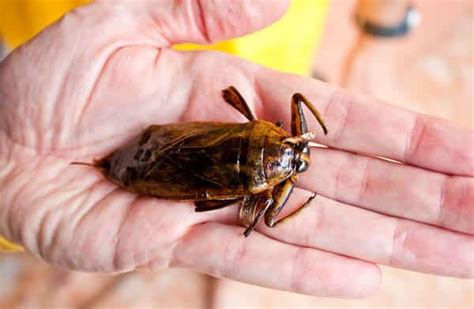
283, 131, 317, 145
307, 141, 328, 149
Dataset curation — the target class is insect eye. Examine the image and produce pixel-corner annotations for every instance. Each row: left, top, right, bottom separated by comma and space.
301, 145, 310, 155
294, 152, 310, 173
295, 159, 309, 173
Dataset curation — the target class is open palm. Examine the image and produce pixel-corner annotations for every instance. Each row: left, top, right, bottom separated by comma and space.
1, 0, 472, 298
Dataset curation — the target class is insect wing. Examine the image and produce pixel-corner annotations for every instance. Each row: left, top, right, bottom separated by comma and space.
127, 122, 252, 199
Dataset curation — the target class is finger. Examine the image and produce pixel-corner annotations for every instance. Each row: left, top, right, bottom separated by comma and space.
255, 69, 474, 176
171, 223, 381, 298
259, 190, 474, 278
134, 0, 290, 45
298, 148, 474, 234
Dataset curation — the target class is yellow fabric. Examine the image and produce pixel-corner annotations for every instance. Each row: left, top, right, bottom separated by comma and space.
175, 0, 329, 75
0, 235, 24, 252
0, 0, 329, 76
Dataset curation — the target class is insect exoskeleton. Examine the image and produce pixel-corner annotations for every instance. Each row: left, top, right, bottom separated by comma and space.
73, 86, 327, 236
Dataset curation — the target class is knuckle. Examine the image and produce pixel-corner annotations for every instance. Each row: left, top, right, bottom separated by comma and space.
222, 234, 247, 278
290, 247, 307, 292
324, 90, 352, 144
438, 176, 474, 234
389, 221, 412, 266
404, 114, 425, 163
334, 152, 370, 205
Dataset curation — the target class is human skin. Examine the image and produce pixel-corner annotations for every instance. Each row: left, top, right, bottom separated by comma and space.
0, 0, 473, 298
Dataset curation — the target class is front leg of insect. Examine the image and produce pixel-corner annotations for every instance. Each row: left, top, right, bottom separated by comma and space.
240, 191, 274, 237
265, 176, 297, 227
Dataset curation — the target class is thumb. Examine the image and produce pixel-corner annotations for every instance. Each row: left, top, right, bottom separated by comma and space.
135, 0, 290, 45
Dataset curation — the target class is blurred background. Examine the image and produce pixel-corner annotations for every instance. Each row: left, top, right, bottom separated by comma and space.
1, 0, 473, 307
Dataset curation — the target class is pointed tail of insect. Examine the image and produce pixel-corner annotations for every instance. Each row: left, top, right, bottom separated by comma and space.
71, 158, 110, 172
70, 161, 93, 166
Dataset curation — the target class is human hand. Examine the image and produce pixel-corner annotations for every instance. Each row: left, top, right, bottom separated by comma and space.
1, 0, 472, 298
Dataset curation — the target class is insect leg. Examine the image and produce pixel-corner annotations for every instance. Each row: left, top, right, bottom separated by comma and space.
264, 178, 296, 227
240, 192, 273, 237
291, 93, 328, 136
268, 191, 317, 228
194, 199, 241, 212
222, 86, 256, 121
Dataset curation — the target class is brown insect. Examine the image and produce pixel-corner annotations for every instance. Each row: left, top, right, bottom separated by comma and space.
75, 86, 327, 236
